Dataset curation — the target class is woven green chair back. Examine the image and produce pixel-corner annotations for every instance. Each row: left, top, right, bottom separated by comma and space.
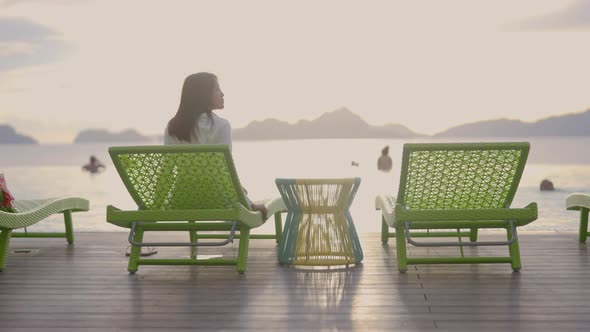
397, 142, 529, 210
109, 145, 249, 210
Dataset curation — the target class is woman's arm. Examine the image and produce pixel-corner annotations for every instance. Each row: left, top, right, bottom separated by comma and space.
250, 202, 268, 220
218, 120, 232, 152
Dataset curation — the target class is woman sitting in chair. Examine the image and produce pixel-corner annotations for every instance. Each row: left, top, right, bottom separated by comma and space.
164, 72, 268, 219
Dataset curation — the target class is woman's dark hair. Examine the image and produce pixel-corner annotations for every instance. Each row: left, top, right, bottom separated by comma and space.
167, 72, 217, 142
382, 146, 389, 155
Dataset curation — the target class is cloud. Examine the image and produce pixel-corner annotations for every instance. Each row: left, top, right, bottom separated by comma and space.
516, 0, 590, 30
0, 0, 79, 7
0, 17, 55, 41
0, 18, 67, 71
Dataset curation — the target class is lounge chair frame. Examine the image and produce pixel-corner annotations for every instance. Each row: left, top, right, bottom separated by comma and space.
107, 145, 286, 274
376, 142, 538, 272
566, 193, 590, 242
0, 197, 89, 271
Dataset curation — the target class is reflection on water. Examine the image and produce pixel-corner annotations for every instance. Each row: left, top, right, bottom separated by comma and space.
1, 137, 589, 232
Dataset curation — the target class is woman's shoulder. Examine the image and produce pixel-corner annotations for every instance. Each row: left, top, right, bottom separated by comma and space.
205, 112, 231, 129
212, 112, 230, 124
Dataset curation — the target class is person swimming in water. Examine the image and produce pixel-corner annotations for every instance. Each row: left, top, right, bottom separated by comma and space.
82, 155, 105, 174
377, 146, 392, 172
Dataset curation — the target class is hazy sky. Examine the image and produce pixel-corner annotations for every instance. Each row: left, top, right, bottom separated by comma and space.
1, 0, 590, 143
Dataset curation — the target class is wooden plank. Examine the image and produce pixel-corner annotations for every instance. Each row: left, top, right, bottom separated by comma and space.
1, 231, 589, 330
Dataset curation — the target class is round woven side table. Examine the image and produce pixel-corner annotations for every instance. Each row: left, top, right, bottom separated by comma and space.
275, 178, 363, 266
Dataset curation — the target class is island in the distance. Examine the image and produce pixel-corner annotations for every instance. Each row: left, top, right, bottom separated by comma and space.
0, 124, 38, 144
233, 107, 422, 140
4, 107, 590, 144
435, 108, 590, 137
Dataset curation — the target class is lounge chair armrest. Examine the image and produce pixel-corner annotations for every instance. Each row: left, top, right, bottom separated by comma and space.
566, 193, 590, 211
252, 197, 287, 217
263, 197, 287, 217
523, 202, 538, 211
375, 194, 399, 228
397, 202, 538, 225
107, 198, 287, 229
106, 205, 237, 228
237, 197, 287, 228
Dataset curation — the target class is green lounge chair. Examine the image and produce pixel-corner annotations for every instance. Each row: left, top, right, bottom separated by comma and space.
107, 145, 286, 274
376, 142, 538, 272
0, 197, 90, 271
566, 193, 590, 242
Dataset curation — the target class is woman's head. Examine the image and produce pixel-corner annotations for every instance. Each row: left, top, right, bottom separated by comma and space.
168, 72, 224, 142
179, 72, 224, 111
382, 146, 389, 155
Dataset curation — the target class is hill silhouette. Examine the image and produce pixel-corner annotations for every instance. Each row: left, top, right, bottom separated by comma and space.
436, 109, 590, 137
233, 107, 421, 140
0, 124, 38, 144
5, 107, 590, 144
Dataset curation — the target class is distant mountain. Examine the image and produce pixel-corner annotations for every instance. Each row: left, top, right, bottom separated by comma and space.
67, 107, 590, 144
0, 124, 38, 144
233, 107, 422, 140
74, 129, 153, 143
436, 109, 590, 137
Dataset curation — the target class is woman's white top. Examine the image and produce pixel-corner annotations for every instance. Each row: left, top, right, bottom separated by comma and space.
163, 112, 253, 205
164, 112, 232, 151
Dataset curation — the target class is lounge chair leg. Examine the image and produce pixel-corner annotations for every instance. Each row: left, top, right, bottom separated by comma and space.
579, 208, 588, 243
381, 216, 389, 244
63, 210, 74, 244
237, 228, 250, 273
469, 228, 478, 242
395, 224, 408, 273
507, 225, 521, 272
0, 229, 12, 271
128, 226, 144, 274
274, 213, 283, 244
189, 227, 197, 260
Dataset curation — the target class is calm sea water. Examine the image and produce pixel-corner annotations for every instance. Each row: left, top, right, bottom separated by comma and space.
2, 137, 589, 234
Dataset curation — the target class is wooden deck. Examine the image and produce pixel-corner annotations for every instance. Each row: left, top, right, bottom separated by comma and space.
1, 231, 589, 331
